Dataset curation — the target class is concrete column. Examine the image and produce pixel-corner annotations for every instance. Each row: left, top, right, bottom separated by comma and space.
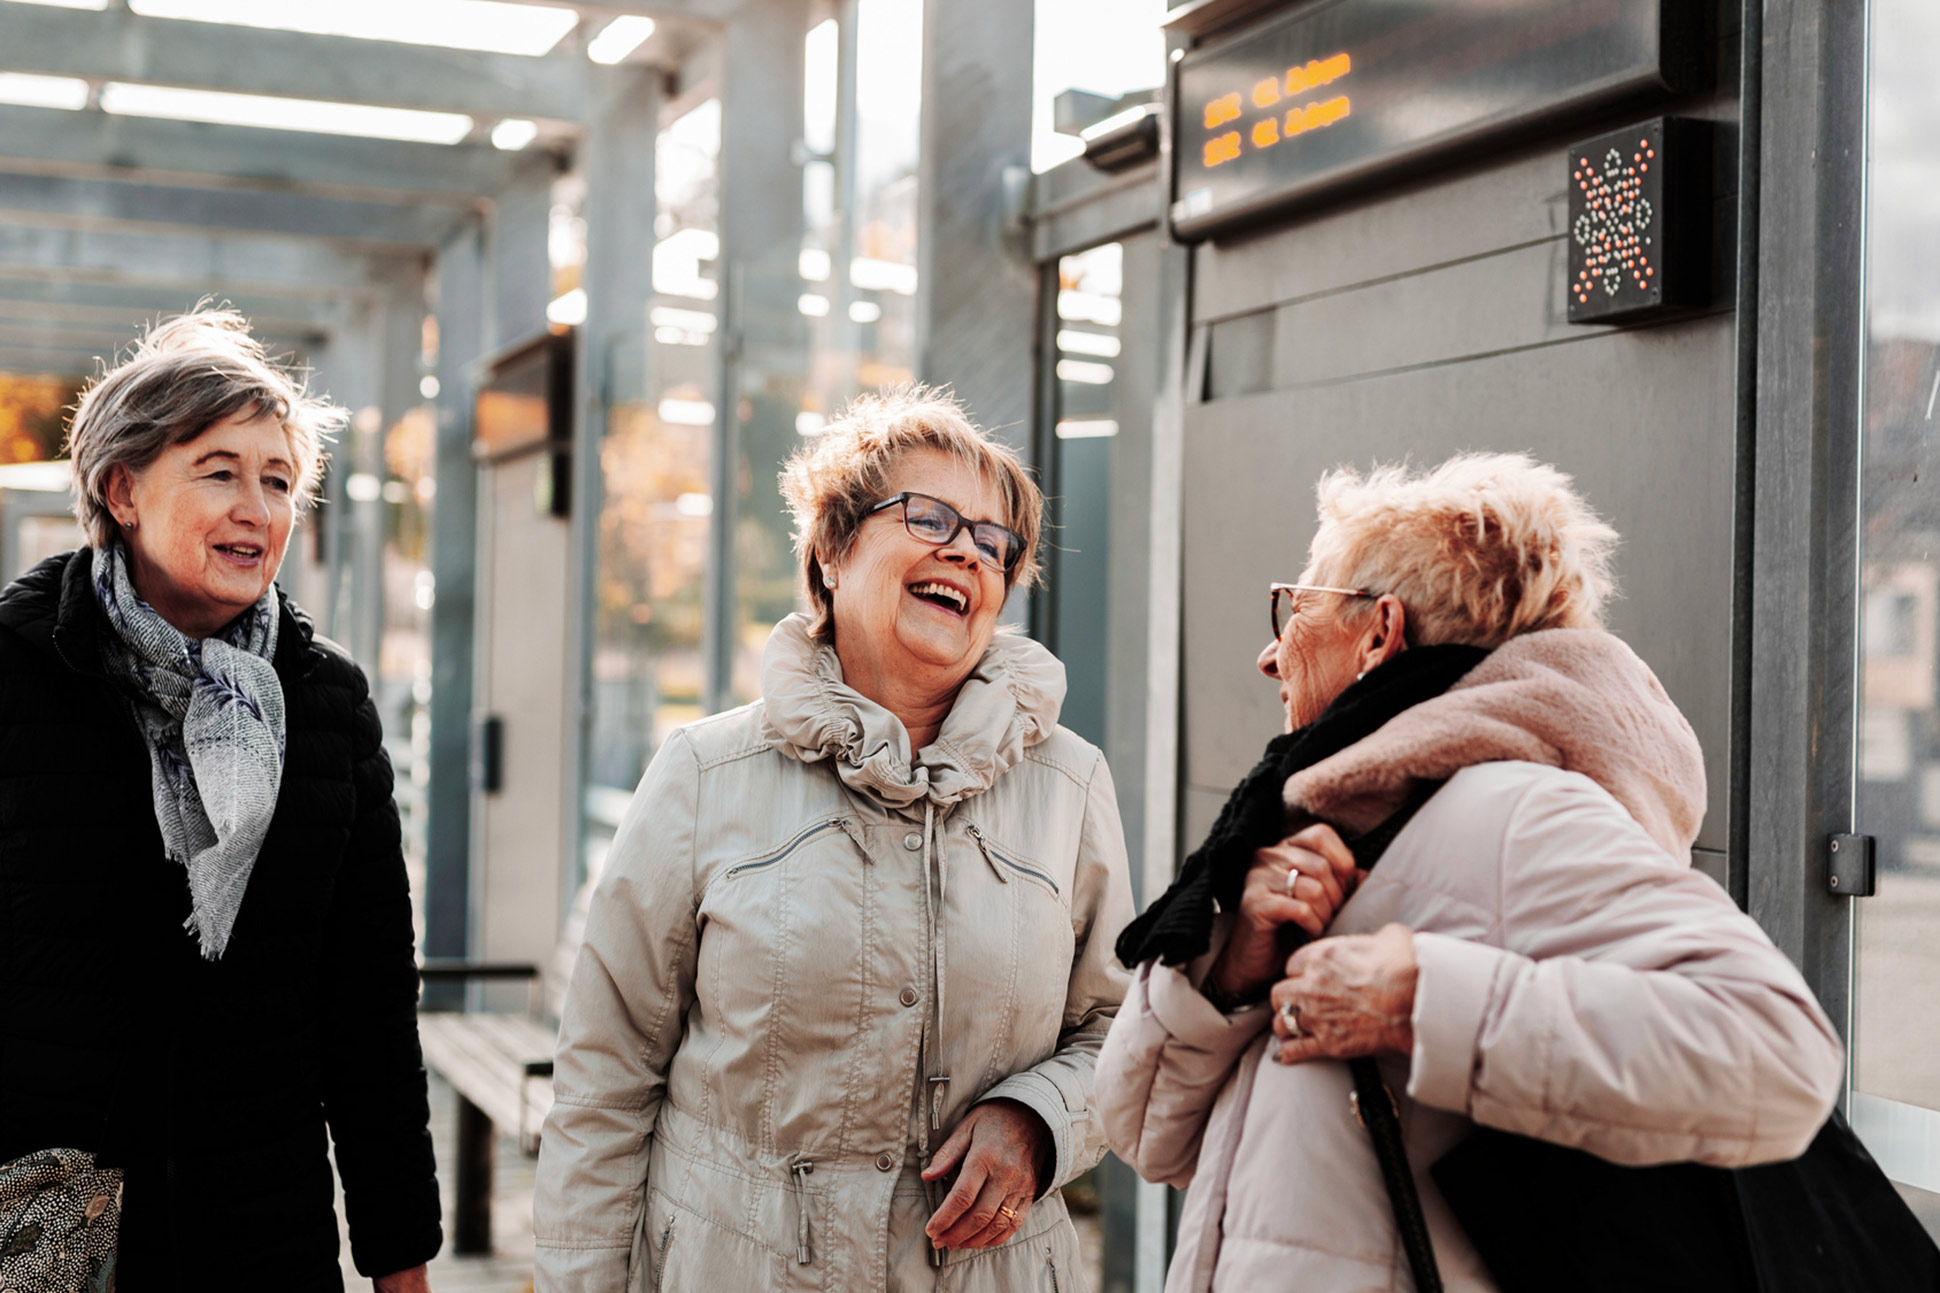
425, 219, 487, 965
915, 0, 1036, 456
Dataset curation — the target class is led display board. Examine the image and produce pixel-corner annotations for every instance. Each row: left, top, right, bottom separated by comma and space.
1170, 0, 1706, 241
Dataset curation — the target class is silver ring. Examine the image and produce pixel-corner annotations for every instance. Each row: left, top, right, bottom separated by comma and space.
1278, 999, 1304, 1038
1285, 868, 1301, 899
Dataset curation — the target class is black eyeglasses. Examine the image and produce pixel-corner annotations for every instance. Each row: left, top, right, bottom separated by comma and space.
867, 491, 1025, 571
1270, 581, 1374, 639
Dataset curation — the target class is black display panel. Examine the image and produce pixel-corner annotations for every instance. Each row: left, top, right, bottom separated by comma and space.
1170, 0, 1704, 241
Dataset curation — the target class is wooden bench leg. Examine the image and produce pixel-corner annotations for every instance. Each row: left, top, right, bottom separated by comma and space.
455, 1093, 495, 1254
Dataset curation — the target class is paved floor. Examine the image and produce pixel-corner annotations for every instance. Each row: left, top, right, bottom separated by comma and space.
335, 1071, 1103, 1292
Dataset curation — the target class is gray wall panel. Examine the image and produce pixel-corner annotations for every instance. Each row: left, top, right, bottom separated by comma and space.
1180, 317, 1737, 852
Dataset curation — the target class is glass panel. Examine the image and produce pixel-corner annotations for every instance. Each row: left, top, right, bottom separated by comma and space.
583, 96, 722, 838
1048, 242, 1126, 746
727, 0, 924, 704
1854, 0, 1940, 1239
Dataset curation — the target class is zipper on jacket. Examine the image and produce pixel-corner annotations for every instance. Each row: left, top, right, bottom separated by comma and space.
653, 1218, 674, 1292
966, 823, 1059, 894
1046, 1245, 1061, 1293
727, 818, 847, 879
790, 1156, 815, 1264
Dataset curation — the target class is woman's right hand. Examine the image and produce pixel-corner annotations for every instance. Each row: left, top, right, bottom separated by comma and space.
1203, 822, 1360, 1006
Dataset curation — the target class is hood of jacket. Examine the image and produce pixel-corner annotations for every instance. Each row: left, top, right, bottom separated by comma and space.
759, 611, 1067, 811
1283, 627, 1706, 857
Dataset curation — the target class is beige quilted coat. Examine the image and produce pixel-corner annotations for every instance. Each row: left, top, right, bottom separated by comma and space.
1096, 629, 1844, 1293
534, 614, 1134, 1291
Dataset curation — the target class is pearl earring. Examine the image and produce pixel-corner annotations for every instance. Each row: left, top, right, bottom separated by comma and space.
1356, 671, 1366, 681
823, 569, 838, 589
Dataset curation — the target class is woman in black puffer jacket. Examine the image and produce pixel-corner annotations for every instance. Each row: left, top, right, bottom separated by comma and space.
0, 309, 441, 1292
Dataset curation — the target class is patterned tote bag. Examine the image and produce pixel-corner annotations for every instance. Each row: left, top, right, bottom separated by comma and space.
0, 1148, 122, 1293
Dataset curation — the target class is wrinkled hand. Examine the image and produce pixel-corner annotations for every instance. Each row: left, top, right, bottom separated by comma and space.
1271, 922, 1419, 1064
373, 1265, 430, 1293
1205, 823, 1361, 1005
921, 1098, 1050, 1251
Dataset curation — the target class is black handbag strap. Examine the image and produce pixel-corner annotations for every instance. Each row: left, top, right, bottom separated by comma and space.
1344, 782, 1446, 1293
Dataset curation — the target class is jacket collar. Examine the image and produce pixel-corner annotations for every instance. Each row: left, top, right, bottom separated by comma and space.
1283, 627, 1707, 858
759, 612, 1066, 811
0, 548, 325, 682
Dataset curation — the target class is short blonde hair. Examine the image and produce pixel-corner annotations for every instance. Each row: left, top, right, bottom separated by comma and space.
65, 307, 341, 547
1306, 453, 1618, 648
779, 386, 1043, 640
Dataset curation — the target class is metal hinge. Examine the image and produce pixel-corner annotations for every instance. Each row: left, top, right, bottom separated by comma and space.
1828, 833, 1877, 897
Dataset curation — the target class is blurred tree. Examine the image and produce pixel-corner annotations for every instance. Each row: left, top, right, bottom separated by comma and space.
0, 375, 79, 464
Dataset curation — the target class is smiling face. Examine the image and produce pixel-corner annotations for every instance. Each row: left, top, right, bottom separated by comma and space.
107, 408, 297, 639
823, 447, 1011, 707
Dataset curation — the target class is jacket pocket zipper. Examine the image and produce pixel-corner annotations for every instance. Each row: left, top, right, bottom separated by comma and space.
1046, 1245, 1062, 1293
967, 823, 1060, 895
653, 1218, 674, 1292
727, 818, 846, 879
790, 1156, 815, 1264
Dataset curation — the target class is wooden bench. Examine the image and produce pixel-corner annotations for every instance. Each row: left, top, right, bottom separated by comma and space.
417, 885, 588, 1254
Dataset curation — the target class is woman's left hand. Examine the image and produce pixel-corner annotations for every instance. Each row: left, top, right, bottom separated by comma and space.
921, 1098, 1051, 1250
1271, 922, 1419, 1064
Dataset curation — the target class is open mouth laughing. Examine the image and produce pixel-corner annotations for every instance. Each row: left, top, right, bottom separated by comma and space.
908, 579, 969, 616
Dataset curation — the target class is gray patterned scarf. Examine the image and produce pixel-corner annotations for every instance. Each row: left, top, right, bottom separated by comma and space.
90, 543, 286, 961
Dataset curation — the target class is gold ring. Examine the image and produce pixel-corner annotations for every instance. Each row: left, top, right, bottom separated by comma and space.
999, 1205, 1019, 1222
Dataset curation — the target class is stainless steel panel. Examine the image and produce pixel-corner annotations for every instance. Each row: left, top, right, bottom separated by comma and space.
1179, 318, 1737, 852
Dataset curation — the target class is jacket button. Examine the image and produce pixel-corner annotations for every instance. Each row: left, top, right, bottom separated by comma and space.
899, 986, 919, 1007
903, 832, 922, 851
876, 1152, 895, 1172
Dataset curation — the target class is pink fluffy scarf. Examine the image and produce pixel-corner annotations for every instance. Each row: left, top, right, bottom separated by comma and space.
1282, 628, 1707, 857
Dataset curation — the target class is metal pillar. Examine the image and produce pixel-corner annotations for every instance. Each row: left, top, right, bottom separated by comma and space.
425, 221, 487, 971
1745, 0, 1867, 1047
915, 0, 1036, 455
564, 65, 661, 899
703, 0, 811, 714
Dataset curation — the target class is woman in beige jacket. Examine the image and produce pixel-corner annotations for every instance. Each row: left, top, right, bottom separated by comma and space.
534, 388, 1134, 1291
1096, 453, 1843, 1292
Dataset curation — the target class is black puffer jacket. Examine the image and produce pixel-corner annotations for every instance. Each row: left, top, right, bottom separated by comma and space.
0, 551, 442, 1290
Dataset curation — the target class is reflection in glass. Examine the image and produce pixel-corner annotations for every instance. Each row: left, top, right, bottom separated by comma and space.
584, 97, 721, 815
727, 1, 925, 704
1047, 243, 1124, 746
1856, 0, 1940, 1233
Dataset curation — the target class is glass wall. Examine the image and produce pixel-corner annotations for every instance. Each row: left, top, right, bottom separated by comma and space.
1853, 0, 1940, 1236
727, 0, 924, 703
583, 95, 722, 830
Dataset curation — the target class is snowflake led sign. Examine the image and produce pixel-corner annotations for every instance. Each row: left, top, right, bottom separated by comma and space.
1566, 118, 1709, 325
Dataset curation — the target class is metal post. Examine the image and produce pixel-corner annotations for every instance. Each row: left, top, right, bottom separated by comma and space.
1745, 0, 1867, 1046
425, 220, 487, 976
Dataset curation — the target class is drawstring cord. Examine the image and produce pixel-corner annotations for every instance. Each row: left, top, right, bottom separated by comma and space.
790, 1155, 815, 1264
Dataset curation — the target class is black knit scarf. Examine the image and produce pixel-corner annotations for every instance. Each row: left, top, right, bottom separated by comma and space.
1115, 643, 1491, 969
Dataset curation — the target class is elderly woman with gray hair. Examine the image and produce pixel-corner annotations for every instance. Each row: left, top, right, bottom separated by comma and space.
1097, 453, 1844, 1292
0, 310, 441, 1292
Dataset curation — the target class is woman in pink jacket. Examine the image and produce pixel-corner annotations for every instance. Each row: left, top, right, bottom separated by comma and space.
1095, 453, 1843, 1292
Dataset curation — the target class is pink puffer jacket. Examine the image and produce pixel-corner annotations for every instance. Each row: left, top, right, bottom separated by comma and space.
1095, 629, 1843, 1293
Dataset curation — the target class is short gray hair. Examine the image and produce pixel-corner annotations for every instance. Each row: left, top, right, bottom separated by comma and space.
65, 308, 343, 547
